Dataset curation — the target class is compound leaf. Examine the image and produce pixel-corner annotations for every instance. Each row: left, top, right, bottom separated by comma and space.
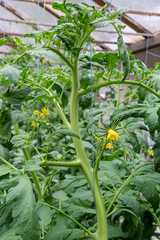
0, 174, 40, 240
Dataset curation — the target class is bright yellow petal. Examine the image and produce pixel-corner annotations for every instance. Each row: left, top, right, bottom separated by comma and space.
147, 149, 154, 156
34, 110, 39, 116
32, 121, 39, 127
107, 129, 121, 141
106, 143, 113, 149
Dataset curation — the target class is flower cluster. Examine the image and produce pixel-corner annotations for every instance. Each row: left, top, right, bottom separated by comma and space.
32, 107, 49, 127
34, 108, 49, 118
107, 129, 121, 141
106, 129, 121, 150
32, 121, 39, 127
147, 149, 154, 156
94, 129, 120, 151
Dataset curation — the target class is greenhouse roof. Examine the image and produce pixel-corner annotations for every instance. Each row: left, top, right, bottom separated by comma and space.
0, 0, 160, 54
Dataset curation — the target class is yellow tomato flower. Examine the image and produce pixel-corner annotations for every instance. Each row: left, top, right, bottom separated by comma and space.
106, 143, 113, 149
107, 129, 121, 141
32, 121, 39, 127
94, 135, 99, 140
147, 149, 154, 156
34, 110, 39, 116
42, 59, 46, 64
40, 107, 49, 118
22, 110, 26, 114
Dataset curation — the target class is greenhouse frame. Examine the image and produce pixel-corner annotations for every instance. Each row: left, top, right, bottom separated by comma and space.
0, 1, 160, 240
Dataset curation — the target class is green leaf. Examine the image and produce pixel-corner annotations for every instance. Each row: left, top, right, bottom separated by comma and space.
0, 175, 40, 240
24, 160, 42, 171
63, 198, 96, 217
0, 108, 12, 140
79, 93, 91, 109
82, 140, 93, 149
38, 205, 53, 228
52, 2, 69, 15
0, 38, 15, 47
3, 86, 31, 104
133, 176, 160, 211
153, 138, 160, 172
11, 134, 30, 148
118, 194, 140, 214
44, 225, 84, 240
150, 72, 160, 91
108, 225, 126, 238
0, 229, 22, 240
106, 52, 119, 71
52, 82, 68, 107
52, 190, 68, 201
99, 161, 126, 186
110, 104, 148, 125
109, 8, 129, 20
54, 129, 80, 139
26, 45, 60, 62
0, 65, 21, 84
57, 34, 75, 51
0, 165, 12, 177
14, 37, 22, 46
80, 75, 90, 89
144, 107, 160, 133
117, 31, 130, 81
11, 110, 28, 125
137, 86, 148, 102
126, 132, 140, 153
90, 17, 111, 28
53, 23, 74, 32
111, 104, 160, 133
0, 144, 10, 160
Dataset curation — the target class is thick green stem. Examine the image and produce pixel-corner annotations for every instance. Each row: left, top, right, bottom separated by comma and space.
14, 123, 42, 199
71, 61, 108, 240
78, 80, 160, 99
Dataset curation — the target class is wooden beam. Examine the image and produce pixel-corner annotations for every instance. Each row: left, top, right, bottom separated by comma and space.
8, 0, 160, 16
0, 17, 53, 27
96, 6, 160, 16
122, 10, 160, 17
11, 0, 54, 4
92, 0, 151, 34
92, 40, 131, 45
0, 32, 23, 37
0, 0, 29, 20
0, 17, 154, 37
0, 1, 46, 32
128, 34, 160, 53
39, 3, 62, 19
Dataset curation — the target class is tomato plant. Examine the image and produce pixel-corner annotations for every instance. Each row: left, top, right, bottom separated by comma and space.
0, 1, 160, 240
